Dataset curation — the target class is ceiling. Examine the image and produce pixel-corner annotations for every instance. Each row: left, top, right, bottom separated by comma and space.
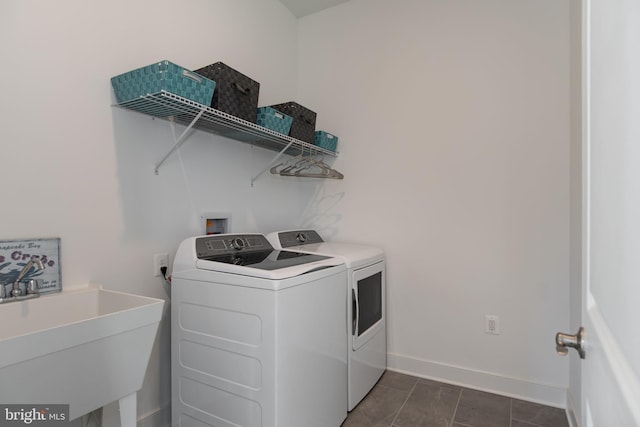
279, 0, 350, 18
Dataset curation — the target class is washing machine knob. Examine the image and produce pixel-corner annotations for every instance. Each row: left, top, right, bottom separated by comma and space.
296, 232, 307, 243
231, 238, 245, 250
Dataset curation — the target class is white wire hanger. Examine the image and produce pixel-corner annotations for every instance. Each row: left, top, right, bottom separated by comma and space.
270, 147, 343, 179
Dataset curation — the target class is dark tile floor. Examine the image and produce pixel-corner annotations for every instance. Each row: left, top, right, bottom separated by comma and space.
342, 371, 569, 427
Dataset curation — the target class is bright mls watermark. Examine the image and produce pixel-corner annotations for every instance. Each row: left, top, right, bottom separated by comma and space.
0, 405, 69, 426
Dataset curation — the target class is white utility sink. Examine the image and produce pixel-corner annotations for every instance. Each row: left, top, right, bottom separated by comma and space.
0, 286, 164, 424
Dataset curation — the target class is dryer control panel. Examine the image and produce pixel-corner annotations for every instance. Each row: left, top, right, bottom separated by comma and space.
278, 230, 324, 248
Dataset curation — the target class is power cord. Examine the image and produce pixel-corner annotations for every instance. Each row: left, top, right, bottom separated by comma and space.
159, 265, 172, 298
160, 266, 171, 284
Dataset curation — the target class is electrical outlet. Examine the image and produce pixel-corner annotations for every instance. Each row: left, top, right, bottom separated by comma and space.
485, 315, 500, 335
154, 253, 169, 277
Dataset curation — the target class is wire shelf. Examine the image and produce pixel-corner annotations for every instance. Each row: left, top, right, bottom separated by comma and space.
115, 91, 337, 160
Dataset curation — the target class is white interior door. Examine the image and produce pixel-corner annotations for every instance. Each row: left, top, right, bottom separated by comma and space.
581, 0, 640, 425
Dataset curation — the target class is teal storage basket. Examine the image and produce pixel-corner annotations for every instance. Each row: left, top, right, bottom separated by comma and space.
314, 131, 339, 152
111, 60, 216, 106
256, 106, 293, 135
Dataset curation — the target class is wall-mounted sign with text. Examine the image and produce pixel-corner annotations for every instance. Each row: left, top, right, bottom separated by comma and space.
0, 238, 62, 295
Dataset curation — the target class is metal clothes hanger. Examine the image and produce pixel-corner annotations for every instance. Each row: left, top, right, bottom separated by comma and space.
269, 149, 305, 174
269, 147, 344, 179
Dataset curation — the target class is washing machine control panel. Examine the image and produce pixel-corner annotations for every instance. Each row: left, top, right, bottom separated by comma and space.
194, 234, 332, 270
196, 234, 272, 258
278, 230, 324, 248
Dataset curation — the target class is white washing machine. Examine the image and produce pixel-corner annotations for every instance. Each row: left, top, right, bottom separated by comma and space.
267, 230, 386, 411
171, 233, 348, 427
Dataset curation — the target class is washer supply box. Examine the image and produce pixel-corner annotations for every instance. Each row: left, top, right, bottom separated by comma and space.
314, 131, 339, 152
256, 106, 293, 135
195, 62, 260, 123
269, 101, 317, 144
111, 60, 216, 106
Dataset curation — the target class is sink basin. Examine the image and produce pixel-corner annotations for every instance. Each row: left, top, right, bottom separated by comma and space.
0, 286, 164, 422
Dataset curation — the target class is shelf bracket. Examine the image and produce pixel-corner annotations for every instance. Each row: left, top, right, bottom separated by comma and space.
154, 109, 205, 175
250, 138, 297, 186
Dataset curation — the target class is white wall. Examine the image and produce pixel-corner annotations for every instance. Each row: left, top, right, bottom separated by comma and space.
298, 0, 572, 406
0, 0, 319, 425
0, 0, 575, 422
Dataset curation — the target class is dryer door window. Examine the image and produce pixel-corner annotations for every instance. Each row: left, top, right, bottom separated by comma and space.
352, 261, 385, 351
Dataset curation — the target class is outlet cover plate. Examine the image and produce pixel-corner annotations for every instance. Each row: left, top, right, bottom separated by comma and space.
485, 315, 500, 335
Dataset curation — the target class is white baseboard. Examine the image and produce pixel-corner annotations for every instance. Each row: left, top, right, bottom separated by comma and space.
387, 352, 567, 408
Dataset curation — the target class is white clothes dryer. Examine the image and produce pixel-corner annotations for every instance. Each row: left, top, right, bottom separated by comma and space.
171, 233, 348, 427
267, 230, 386, 411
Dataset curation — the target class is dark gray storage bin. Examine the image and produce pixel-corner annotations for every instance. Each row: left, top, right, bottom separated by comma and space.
269, 101, 317, 144
195, 62, 260, 123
